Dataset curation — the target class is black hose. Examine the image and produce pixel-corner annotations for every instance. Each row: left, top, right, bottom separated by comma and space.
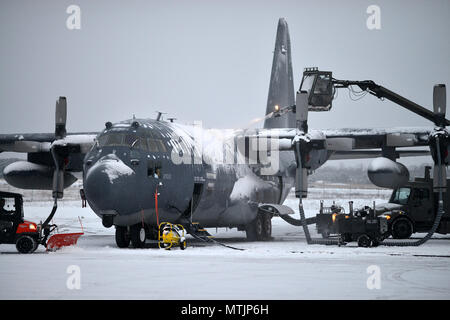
278, 212, 316, 226
41, 201, 58, 229
298, 202, 343, 245
184, 223, 245, 251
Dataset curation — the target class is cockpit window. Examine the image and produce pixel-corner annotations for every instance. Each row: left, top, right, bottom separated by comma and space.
124, 134, 138, 146
390, 187, 411, 205
98, 132, 136, 147
147, 138, 167, 153
98, 132, 167, 152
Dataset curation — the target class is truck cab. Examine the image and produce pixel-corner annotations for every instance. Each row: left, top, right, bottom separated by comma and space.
376, 167, 450, 239
0, 191, 25, 242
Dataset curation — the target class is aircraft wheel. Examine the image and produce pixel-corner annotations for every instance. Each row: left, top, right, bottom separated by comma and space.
261, 213, 272, 240
115, 226, 130, 248
245, 214, 264, 241
357, 234, 371, 247
180, 240, 187, 250
391, 217, 413, 239
130, 224, 146, 248
16, 235, 37, 254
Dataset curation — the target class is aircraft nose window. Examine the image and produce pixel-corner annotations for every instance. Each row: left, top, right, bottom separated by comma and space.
147, 161, 162, 178
147, 138, 167, 153
98, 133, 127, 147
124, 134, 137, 146
99, 132, 154, 150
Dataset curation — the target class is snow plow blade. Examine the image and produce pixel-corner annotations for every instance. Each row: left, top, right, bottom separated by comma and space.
46, 232, 84, 251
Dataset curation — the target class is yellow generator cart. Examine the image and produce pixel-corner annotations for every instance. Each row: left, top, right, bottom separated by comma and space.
158, 222, 187, 250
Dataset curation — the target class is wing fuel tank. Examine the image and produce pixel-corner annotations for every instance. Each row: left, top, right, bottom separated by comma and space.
3, 161, 77, 190
367, 157, 410, 189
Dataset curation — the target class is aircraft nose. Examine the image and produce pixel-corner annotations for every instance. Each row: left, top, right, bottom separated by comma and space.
84, 154, 137, 214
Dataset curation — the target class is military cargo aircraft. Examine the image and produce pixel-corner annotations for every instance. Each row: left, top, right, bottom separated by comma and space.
1, 19, 447, 248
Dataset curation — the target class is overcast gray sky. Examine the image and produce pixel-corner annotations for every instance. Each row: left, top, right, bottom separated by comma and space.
0, 0, 449, 137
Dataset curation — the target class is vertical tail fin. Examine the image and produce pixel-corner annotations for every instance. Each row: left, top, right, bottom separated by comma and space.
263, 18, 296, 129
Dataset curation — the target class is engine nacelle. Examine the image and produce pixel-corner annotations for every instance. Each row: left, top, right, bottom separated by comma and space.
3, 161, 77, 190
367, 157, 410, 189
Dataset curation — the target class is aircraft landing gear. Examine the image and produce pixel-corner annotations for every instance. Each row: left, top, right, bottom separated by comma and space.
102, 215, 114, 228
245, 212, 272, 241
115, 226, 130, 248
130, 224, 146, 248
115, 224, 160, 248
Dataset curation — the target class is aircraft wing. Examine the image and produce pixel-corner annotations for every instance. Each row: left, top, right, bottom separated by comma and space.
322, 127, 432, 159
0, 132, 98, 174
241, 126, 433, 159
322, 127, 432, 149
0, 132, 98, 156
327, 149, 430, 160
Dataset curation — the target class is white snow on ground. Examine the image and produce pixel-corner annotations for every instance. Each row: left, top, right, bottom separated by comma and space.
0, 191, 449, 300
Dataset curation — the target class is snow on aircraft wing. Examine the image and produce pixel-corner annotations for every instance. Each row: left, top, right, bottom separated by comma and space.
241, 126, 433, 158
322, 127, 432, 159
0, 132, 98, 154
0, 132, 98, 173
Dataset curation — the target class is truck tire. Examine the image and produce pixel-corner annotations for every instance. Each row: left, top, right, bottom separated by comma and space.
16, 235, 37, 254
357, 234, 371, 247
130, 224, 146, 248
391, 217, 413, 239
340, 233, 352, 242
115, 226, 130, 248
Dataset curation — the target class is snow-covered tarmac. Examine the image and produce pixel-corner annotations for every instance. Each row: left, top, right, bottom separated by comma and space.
1, 194, 449, 300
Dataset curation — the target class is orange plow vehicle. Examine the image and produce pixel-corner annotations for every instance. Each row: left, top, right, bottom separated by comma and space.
0, 191, 83, 253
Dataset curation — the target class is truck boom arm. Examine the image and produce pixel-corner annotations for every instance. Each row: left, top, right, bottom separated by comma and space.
333, 79, 450, 127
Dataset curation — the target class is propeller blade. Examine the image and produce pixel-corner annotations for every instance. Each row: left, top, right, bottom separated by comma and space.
294, 140, 308, 199
50, 144, 65, 200
55, 96, 67, 139
293, 89, 311, 199
433, 84, 446, 117
52, 168, 64, 199
295, 91, 309, 133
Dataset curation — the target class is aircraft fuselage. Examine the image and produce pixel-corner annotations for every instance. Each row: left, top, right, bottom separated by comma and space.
83, 118, 298, 229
